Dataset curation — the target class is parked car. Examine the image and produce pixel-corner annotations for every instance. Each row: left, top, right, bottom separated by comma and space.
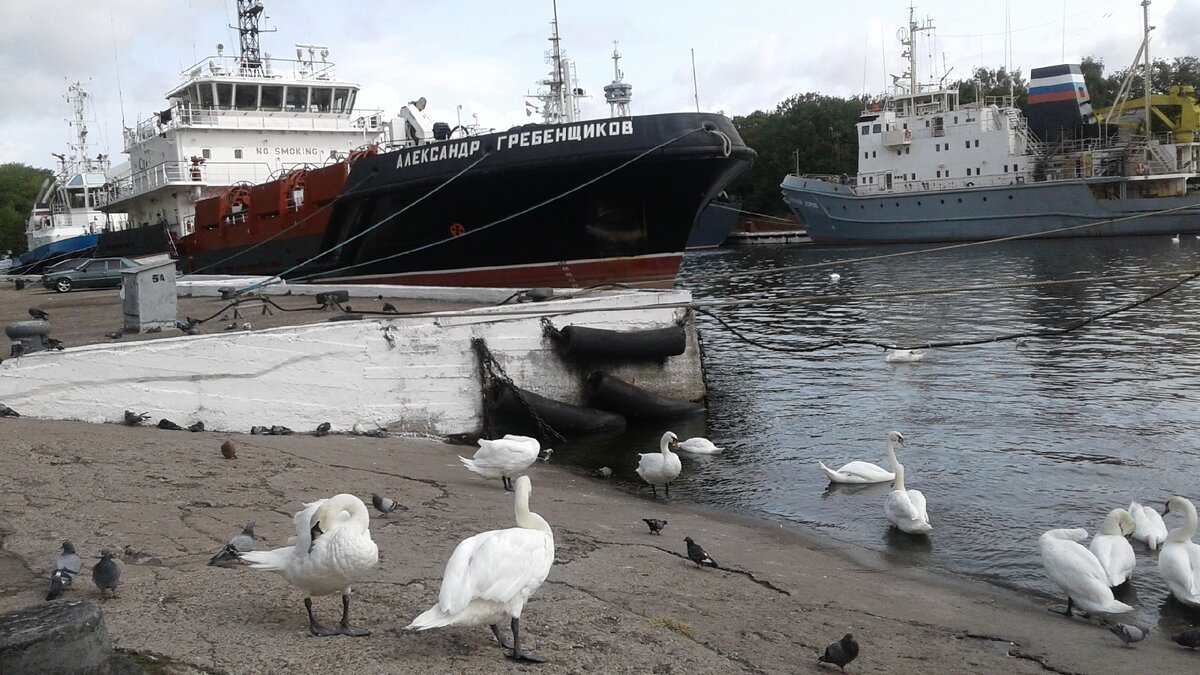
43, 258, 91, 274
42, 257, 139, 293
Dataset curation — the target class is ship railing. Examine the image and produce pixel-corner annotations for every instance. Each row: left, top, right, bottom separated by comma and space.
96, 161, 277, 207
982, 95, 1017, 109
124, 104, 386, 148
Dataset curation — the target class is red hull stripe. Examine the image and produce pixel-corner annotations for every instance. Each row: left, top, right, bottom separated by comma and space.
316, 254, 683, 288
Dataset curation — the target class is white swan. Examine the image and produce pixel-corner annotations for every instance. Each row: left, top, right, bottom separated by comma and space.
1040, 528, 1134, 617
676, 437, 723, 454
884, 349, 924, 363
240, 494, 378, 636
1159, 495, 1200, 607
884, 462, 931, 534
460, 435, 541, 491
818, 430, 902, 484
407, 475, 554, 663
1088, 508, 1136, 587
829, 272, 841, 282
1129, 500, 1168, 550
636, 431, 683, 498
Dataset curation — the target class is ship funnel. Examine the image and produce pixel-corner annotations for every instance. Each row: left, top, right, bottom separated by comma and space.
1027, 64, 1098, 143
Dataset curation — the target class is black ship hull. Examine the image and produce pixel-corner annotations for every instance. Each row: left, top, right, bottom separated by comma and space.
182, 112, 754, 287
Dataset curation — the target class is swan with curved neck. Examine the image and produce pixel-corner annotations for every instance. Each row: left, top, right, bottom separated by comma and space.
408, 475, 555, 663
1040, 527, 1134, 617
1129, 500, 1168, 550
817, 431, 901, 484
1159, 496, 1200, 607
1089, 508, 1137, 587
241, 493, 379, 636
636, 432, 682, 498
884, 460, 931, 534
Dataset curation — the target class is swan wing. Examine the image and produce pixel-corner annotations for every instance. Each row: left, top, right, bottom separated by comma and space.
1089, 535, 1136, 586
288, 499, 326, 558
437, 528, 553, 615
679, 438, 722, 454
1159, 542, 1200, 602
886, 489, 930, 530
1041, 535, 1130, 613
907, 489, 930, 523
822, 460, 894, 483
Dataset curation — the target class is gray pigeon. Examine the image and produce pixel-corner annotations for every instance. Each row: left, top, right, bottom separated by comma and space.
1171, 627, 1200, 649
1102, 620, 1149, 648
684, 536, 717, 568
538, 448, 554, 462
92, 550, 121, 599
157, 418, 184, 431
382, 302, 398, 313
0, 404, 19, 418
28, 308, 49, 320
47, 338, 64, 351
643, 518, 667, 535
818, 633, 859, 671
372, 493, 400, 516
268, 425, 293, 436
208, 522, 255, 566
188, 421, 205, 432
591, 466, 613, 478
46, 541, 82, 600
249, 425, 266, 435
364, 427, 388, 438
314, 422, 332, 437
104, 331, 123, 340
123, 410, 150, 426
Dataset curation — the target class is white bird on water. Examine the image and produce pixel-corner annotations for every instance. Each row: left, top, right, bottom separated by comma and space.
1171, 233, 1181, 243
884, 348, 924, 363
1129, 500, 1168, 550
407, 475, 554, 663
829, 272, 841, 282
636, 431, 683, 498
1088, 508, 1136, 587
818, 430, 902, 484
240, 494, 378, 636
1039, 528, 1133, 618
1159, 495, 1200, 608
884, 462, 931, 534
676, 436, 723, 454
460, 434, 541, 491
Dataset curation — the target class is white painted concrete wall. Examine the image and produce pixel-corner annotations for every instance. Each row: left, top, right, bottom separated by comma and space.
0, 290, 703, 436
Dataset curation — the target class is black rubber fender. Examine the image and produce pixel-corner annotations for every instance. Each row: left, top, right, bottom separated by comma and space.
492, 383, 626, 436
584, 371, 704, 419
550, 325, 686, 362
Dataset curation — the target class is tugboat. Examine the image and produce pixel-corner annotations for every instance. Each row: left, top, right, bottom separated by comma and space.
172, 1, 755, 287
16, 83, 131, 271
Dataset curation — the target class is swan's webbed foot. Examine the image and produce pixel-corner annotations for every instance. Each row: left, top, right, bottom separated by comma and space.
490, 623, 512, 649
505, 617, 547, 664
306, 597, 338, 637
336, 593, 370, 637
1050, 597, 1074, 618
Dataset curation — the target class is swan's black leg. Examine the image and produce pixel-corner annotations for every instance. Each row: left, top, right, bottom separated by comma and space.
665, 482, 671, 497
306, 597, 336, 637
506, 616, 546, 663
503, 476, 513, 491
651, 484, 657, 498
337, 592, 370, 636
490, 623, 512, 648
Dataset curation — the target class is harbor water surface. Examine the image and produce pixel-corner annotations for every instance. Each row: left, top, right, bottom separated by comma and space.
563, 235, 1200, 633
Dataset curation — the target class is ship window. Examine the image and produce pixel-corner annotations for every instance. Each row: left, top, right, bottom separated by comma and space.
197, 83, 214, 108
917, 201, 922, 205
261, 86, 283, 111
234, 149, 243, 159
936, 170, 941, 177
234, 84, 257, 110
861, 126, 869, 136
872, 123, 881, 133
965, 141, 970, 149
905, 147, 910, 154
311, 87, 332, 113
864, 152, 869, 159
872, 151, 876, 158
202, 148, 212, 159
935, 145, 940, 152
1008, 195, 1014, 199
974, 139, 980, 147
940, 199, 945, 204
68, 188, 86, 209
333, 88, 350, 113
1004, 164, 1009, 172
903, 123, 908, 129
344, 89, 356, 113
1014, 163, 1019, 171
983, 197, 988, 201
215, 82, 233, 110
896, 150, 902, 156
286, 86, 308, 111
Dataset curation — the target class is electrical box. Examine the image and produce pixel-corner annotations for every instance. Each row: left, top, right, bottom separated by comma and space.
123, 258, 178, 333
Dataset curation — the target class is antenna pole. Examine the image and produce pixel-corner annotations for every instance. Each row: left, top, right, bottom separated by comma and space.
691, 48, 700, 113
1142, 0, 1152, 135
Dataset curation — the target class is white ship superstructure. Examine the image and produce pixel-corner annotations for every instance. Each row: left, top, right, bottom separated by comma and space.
26, 82, 129, 252
96, 0, 386, 239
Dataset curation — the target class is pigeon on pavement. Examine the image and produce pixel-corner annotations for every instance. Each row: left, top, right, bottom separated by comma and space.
220, 440, 237, 459
818, 633, 860, 671
643, 518, 667, 535
372, 493, 400, 516
1171, 627, 1200, 649
1102, 620, 1149, 648
684, 536, 717, 568
591, 466, 613, 478
46, 541, 83, 600
123, 410, 150, 426
188, 421, 205, 432
0, 404, 19, 418
157, 418, 184, 431
314, 422, 332, 437
208, 522, 256, 566
93, 550, 121, 599
28, 308, 49, 320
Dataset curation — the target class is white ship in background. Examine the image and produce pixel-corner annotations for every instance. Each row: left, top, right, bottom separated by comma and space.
20, 82, 130, 266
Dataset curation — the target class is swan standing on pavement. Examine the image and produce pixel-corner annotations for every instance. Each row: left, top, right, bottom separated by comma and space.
1129, 500, 1168, 550
818, 431, 903, 484
884, 462, 932, 533
1089, 508, 1137, 587
636, 431, 683, 498
240, 494, 378, 636
676, 437, 723, 454
460, 435, 542, 491
1040, 528, 1134, 617
1159, 496, 1200, 607
407, 475, 554, 663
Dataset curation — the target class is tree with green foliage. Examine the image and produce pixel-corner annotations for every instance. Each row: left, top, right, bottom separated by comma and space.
0, 163, 51, 255
1081, 55, 1200, 108
950, 67, 1028, 108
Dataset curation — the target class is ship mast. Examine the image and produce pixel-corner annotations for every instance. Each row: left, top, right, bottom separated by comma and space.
65, 82, 98, 174
529, 0, 582, 124
897, 5, 934, 96
603, 42, 633, 118
1141, 0, 1152, 134
233, 0, 269, 75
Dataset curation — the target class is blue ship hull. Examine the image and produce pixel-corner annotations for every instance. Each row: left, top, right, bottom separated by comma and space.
13, 234, 98, 269
686, 199, 741, 249
781, 175, 1200, 244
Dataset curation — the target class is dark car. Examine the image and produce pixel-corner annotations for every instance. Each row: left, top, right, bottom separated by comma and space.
42, 257, 138, 293
43, 258, 91, 274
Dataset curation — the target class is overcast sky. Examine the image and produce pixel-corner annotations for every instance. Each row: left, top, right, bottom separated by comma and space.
2, 0, 1196, 170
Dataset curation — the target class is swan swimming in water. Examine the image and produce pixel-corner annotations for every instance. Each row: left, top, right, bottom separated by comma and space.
240, 494, 378, 636
636, 431, 682, 498
676, 437, 723, 454
1040, 528, 1133, 617
884, 349, 924, 363
1088, 508, 1137, 587
460, 435, 542, 491
407, 475, 554, 663
1129, 500, 1168, 550
884, 462, 931, 533
818, 431, 902, 484
1159, 496, 1200, 608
